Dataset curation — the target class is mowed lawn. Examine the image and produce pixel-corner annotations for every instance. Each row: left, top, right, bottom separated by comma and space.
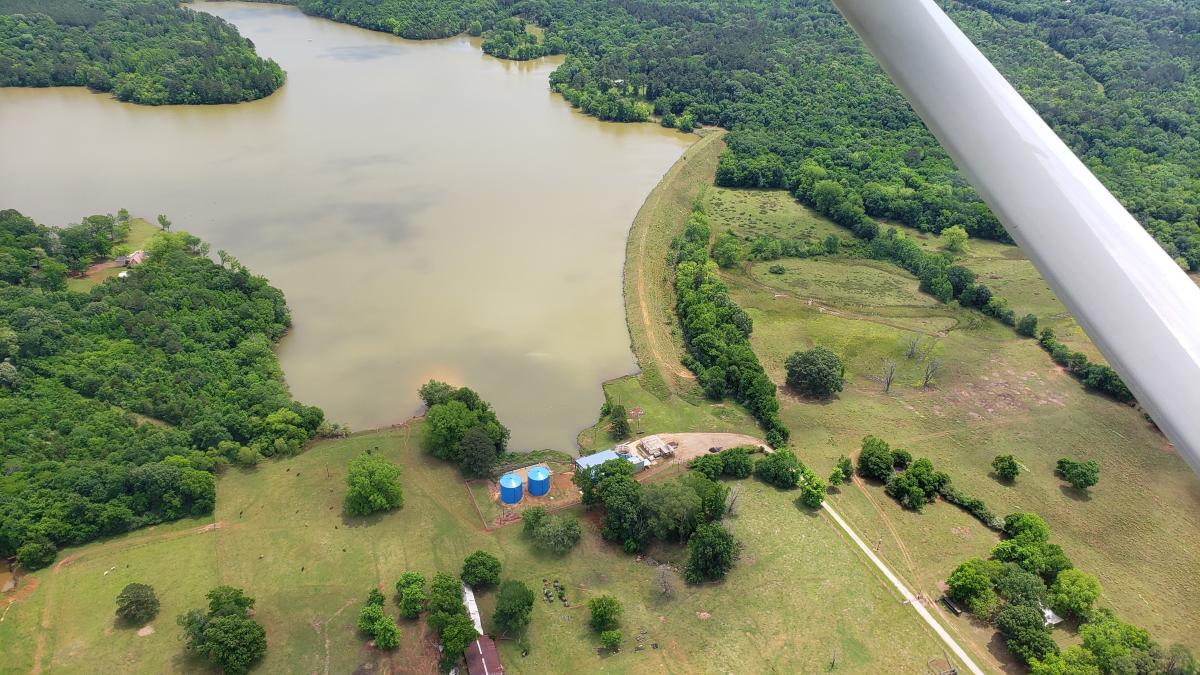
3, 424, 960, 674
707, 189, 1200, 655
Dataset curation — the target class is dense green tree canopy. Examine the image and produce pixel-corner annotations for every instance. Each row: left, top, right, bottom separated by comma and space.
0, 211, 321, 562
0, 0, 285, 104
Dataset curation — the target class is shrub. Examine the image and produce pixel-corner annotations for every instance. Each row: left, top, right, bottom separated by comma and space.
588, 595, 622, 632
718, 446, 754, 479
768, 264, 786, 275
1016, 314, 1039, 337
689, 454, 724, 481
116, 583, 160, 625
992, 455, 1020, 481
891, 449, 912, 469
856, 436, 893, 481
1056, 458, 1099, 490
600, 629, 622, 651
461, 550, 502, 588
784, 346, 845, 399
754, 449, 802, 489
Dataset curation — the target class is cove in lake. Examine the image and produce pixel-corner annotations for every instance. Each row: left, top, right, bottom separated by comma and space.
0, 1, 693, 450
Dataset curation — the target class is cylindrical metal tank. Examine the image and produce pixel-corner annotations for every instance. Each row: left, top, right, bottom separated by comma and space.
527, 466, 551, 497
499, 473, 523, 505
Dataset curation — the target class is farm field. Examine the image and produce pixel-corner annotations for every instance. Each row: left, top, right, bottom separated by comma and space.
711, 188, 1101, 358
704, 188, 1200, 653
0, 424, 959, 674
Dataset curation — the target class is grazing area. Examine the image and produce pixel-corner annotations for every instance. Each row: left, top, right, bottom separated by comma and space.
702, 187, 1200, 657
0, 424, 961, 674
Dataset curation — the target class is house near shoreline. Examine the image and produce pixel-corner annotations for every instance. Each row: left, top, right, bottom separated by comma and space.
114, 250, 146, 267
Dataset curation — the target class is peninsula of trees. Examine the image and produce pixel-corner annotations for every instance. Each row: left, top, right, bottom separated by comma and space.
0, 209, 323, 568
0, 0, 285, 104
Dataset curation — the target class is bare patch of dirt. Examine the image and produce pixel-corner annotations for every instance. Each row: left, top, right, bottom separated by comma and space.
136, 625, 155, 637
695, 611, 711, 620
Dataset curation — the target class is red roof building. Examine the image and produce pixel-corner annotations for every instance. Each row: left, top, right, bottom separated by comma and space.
465, 636, 503, 675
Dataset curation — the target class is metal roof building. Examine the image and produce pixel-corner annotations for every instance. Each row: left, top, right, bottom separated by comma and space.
575, 448, 647, 473
465, 636, 504, 675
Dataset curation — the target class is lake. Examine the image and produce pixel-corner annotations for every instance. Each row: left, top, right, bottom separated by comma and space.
0, 1, 693, 450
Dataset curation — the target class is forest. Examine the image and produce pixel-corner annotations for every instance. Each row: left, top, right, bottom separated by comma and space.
0, 209, 323, 568
282, 0, 1200, 270
0, 0, 285, 104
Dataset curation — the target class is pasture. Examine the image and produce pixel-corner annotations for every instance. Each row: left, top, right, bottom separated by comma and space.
704, 187, 1200, 653
0, 425, 957, 674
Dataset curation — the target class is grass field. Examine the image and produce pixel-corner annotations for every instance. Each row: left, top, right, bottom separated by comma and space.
1, 425, 962, 674
703, 188, 1200, 657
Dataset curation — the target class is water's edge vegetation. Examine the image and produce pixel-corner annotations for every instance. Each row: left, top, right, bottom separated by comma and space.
0, 0, 285, 104
0, 210, 327, 567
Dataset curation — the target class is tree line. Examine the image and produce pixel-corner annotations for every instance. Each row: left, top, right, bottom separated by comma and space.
719, 209, 1135, 405
672, 201, 788, 448
946, 512, 1195, 674
0, 209, 323, 568
0, 0, 285, 104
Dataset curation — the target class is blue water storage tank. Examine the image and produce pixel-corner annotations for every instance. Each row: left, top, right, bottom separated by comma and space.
527, 466, 551, 497
499, 473, 523, 505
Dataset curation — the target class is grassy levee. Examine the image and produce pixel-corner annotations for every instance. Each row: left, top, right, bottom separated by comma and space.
622, 130, 723, 401
580, 129, 763, 453
706, 187, 1200, 657
1, 425, 958, 674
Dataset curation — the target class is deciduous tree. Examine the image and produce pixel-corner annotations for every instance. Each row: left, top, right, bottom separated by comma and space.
345, 453, 404, 516
115, 583, 160, 625
785, 346, 845, 399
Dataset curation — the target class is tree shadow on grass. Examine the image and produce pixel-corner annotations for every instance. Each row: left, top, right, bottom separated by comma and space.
1058, 484, 1092, 502
792, 500, 822, 519
340, 511, 389, 528
985, 631, 1029, 675
988, 471, 1018, 486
